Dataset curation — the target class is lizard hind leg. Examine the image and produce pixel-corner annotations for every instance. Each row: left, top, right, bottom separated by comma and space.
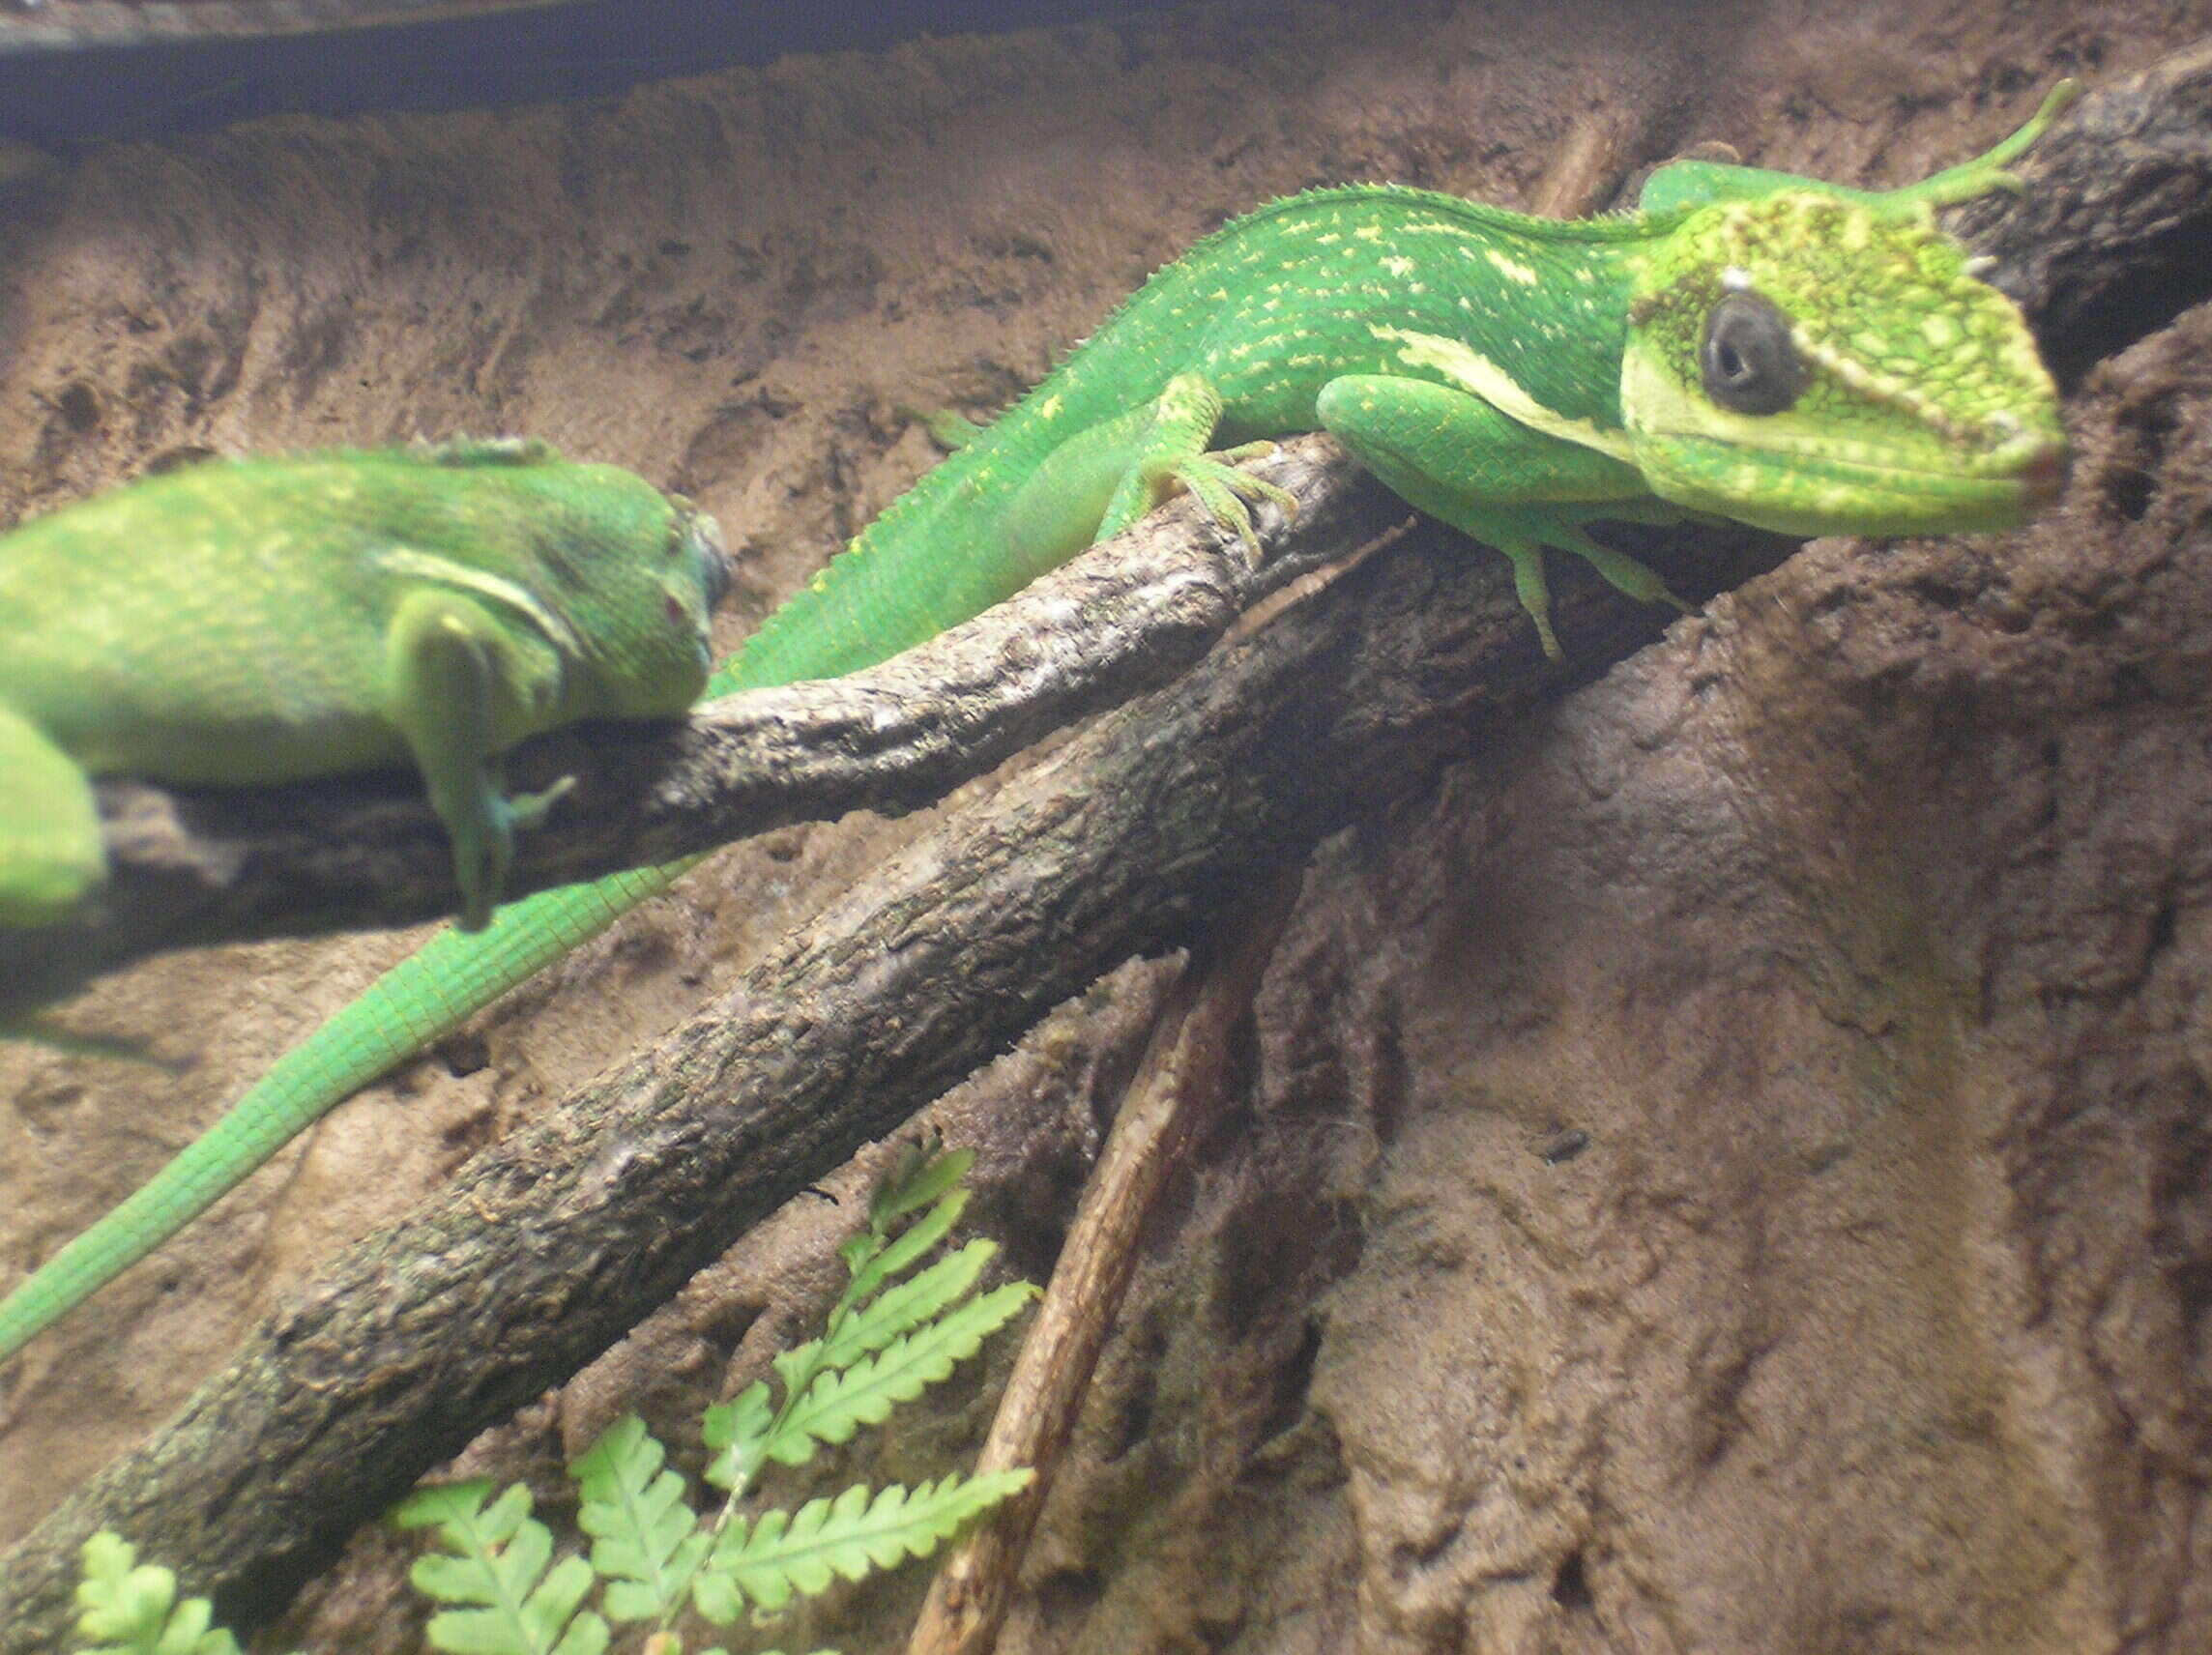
1092, 372, 1297, 566
997, 373, 1297, 579
0, 703, 106, 926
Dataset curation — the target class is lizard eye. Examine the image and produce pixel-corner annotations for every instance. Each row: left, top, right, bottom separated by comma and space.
1701, 292, 1804, 416
669, 503, 732, 612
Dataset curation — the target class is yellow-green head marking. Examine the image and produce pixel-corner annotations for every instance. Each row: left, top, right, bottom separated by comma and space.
1620, 190, 2065, 536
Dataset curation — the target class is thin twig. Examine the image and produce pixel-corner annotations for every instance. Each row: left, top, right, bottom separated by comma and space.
907, 866, 1304, 1655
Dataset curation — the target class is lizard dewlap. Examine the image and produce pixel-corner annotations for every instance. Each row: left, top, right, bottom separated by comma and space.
0, 438, 729, 932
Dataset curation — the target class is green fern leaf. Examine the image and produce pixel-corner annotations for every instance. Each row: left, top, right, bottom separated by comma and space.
767, 1281, 1038, 1464
71, 1533, 243, 1655
820, 1239, 994, 1369
870, 1145, 973, 1229
707, 1150, 1003, 1491
699, 1379, 776, 1494
390, 1481, 610, 1655
570, 1414, 711, 1624
689, 1568, 742, 1628
705, 1471, 1033, 1617
766, 1338, 830, 1418
840, 1185, 968, 1309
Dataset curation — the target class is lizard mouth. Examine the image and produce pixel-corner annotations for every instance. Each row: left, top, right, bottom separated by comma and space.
1620, 338, 2068, 537
1647, 430, 2069, 538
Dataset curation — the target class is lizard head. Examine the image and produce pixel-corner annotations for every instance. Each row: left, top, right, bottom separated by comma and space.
537, 470, 732, 718
1618, 190, 2064, 536
625, 491, 731, 712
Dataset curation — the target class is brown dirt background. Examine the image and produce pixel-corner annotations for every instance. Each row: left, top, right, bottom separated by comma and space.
4, 1, 2211, 1649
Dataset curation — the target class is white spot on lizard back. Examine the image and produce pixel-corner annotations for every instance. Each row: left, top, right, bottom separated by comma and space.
1484, 247, 1540, 286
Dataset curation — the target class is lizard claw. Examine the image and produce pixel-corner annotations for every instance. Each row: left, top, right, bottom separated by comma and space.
1173, 450, 1299, 567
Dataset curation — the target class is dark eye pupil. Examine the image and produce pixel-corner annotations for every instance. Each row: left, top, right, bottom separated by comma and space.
1701, 292, 1804, 416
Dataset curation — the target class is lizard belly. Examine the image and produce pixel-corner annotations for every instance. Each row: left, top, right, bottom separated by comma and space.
32, 692, 412, 786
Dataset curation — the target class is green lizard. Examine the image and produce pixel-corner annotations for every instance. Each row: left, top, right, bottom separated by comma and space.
0, 90, 2071, 1365
0, 439, 729, 936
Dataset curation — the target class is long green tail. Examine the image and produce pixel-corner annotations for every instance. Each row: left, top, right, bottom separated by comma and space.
0, 862, 696, 1361
0, 450, 1056, 1362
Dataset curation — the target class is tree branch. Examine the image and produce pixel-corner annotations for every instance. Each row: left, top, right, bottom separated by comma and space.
0, 470, 1798, 1649
6, 434, 1772, 1014
7, 438, 1360, 1012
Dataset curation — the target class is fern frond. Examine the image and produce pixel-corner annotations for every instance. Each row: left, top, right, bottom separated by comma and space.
391, 1480, 610, 1655
869, 1144, 971, 1230
703, 1238, 1022, 1495
769, 1281, 1039, 1464
698, 1378, 777, 1495
820, 1238, 995, 1369
839, 1184, 968, 1310
71, 1532, 244, 1655
694, 1471, 1033, 1623
571, 1414, 712, 1625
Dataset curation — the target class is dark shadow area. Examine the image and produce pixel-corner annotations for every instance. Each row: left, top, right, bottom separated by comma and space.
0, 0, 1176, 151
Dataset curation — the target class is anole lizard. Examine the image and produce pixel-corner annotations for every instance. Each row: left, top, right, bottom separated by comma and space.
0, 89, 2071, 1364
0, 438, 729, 933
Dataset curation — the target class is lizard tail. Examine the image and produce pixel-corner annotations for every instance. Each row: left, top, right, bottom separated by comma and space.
0, 516, 939, 1361
0, 416, 1031, 1360
0, 856, 697, 1362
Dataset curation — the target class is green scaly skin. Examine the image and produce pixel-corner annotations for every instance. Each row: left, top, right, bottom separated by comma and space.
0, 439, 729, 932
0, 88, 2074, 1364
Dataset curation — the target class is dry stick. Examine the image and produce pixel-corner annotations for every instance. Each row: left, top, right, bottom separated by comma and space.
1528, 109, 1631, 220
908, 865, 1305, 1655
